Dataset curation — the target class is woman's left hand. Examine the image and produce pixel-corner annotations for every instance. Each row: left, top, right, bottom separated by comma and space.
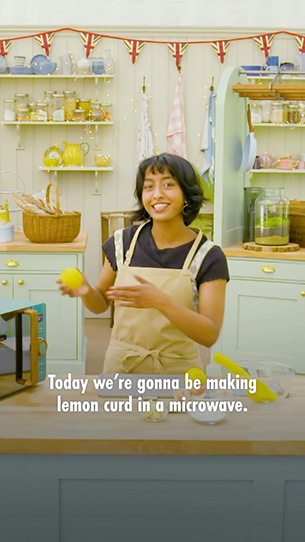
106, 275, 165, 309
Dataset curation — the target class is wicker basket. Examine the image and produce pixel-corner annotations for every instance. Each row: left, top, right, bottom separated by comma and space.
289, 199, 305, 247
22, 183, 81, 243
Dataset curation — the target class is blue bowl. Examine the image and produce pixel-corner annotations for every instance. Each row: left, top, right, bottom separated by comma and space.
241, 65, 263, 75
39, 61, 57, 74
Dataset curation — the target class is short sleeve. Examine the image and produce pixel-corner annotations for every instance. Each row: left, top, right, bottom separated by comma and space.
196, 245, 229, 287
102, 225, 138, 271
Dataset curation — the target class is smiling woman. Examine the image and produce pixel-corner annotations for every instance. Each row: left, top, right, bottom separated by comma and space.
58, 153, 229, 375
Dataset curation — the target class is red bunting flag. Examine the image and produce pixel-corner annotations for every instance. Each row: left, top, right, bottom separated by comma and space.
34, 33, 54, 57
295, 35, 305, 52
253, 34, 274, 57
80, 32, 102, 57
123, 40, 145, 64
0, 39, 11, 56
210, 40, 230, 63
167, 42, 188, 68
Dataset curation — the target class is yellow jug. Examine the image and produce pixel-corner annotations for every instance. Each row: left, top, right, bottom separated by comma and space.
61, 141, 90, 166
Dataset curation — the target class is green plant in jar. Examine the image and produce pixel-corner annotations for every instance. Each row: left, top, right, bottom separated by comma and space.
254, 188, 290, 246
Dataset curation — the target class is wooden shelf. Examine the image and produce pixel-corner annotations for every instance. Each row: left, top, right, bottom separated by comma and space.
232, 83, 305, 101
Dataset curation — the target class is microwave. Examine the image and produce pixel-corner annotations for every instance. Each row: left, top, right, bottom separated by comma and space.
0, 298, 47, 399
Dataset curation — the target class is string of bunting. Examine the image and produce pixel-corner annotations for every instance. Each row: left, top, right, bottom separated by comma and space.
0, 27, 305, 65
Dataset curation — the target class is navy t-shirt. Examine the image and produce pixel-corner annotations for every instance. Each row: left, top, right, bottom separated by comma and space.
102, 222, 229, 289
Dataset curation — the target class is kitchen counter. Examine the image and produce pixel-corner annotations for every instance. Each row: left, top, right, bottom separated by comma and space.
224, 243, 305, 260
1, 376, 305, 455
0, 230, 87, 252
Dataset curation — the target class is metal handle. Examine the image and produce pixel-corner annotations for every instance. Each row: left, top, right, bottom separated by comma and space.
301, 292, 305, 297
18, 279, 24, 285
5, 258, 19, 267
1, 279, 7, 285
261, 265, 275, 273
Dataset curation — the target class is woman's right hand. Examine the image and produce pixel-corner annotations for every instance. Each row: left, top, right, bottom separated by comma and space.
56, 274, 90, 298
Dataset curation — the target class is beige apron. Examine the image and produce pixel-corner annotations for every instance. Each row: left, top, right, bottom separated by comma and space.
103, 223, 214, 374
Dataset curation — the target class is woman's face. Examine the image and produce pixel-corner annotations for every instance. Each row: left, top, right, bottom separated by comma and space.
141, 166, 185, 223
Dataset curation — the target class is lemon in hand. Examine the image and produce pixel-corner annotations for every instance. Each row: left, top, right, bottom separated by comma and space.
185, 367, 206, 395
60, 268, 83, 289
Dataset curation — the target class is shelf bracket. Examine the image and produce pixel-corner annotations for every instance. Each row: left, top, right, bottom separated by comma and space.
92, 123, 100, 150
93, 170, 101, 195
16, 125, 24, 150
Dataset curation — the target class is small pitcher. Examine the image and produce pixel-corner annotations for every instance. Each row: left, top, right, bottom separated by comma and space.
61, 141, 90, 166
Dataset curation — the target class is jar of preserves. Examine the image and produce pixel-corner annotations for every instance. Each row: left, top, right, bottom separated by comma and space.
64, 90, 78, 121
3, 99, 16, 121
89, 102, 103, 121
78, 98, 91, 120
270, 102, 284, 123
254, 188, 290, 246
250, 103, 263, 123
73, 108, 86, 122
52, 93, 65, 121
288, 103, 300, 124
14, 93, 29, 111
16, 107, 30, 122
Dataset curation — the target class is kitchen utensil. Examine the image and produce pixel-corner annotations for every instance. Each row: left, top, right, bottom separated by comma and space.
61, 141, 90, 166
231, 361, 295, 399
213, 352, 277, 402
241, 104, 257, 172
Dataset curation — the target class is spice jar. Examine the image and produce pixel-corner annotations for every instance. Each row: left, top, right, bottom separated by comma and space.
78, 98, 91, 120
73, 108, 86, 122
270, 102, 284, 123
3, 99, 16, 121
64, 90, 78, 121
288, 103, 300, 124
16, 108, 30, 122
250, 103, 263, 123
52, 93, 65, 121
254, 188, 290, 246
14, 93, 29, 111
89, 102, 103, 121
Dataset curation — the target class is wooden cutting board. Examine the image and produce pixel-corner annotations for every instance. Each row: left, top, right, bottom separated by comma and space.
243, 242, 300, 252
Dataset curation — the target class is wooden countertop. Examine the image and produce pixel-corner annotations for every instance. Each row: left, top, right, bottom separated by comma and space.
0, 376, 304, 455
224, 243, 305, 261
0, 230, 87, 252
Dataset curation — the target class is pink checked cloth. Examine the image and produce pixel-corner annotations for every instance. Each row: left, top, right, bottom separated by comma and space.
166, 74, 187, 158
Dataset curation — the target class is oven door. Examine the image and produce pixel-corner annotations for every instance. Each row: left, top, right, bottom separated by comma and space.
0, 308, 44, 399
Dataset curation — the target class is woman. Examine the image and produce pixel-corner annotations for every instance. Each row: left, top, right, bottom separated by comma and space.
59, 153, 229, 374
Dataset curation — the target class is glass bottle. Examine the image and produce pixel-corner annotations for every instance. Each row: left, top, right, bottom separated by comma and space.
3, 99, 16, 121
254, 188, 290, 246
52, 93, 65, 121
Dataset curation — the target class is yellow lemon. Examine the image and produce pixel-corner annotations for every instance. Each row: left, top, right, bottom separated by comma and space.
185, 367, 206, 386
60, 268, 83, 289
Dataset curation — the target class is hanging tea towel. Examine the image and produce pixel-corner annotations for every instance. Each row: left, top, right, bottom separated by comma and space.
166, 73, 187, 159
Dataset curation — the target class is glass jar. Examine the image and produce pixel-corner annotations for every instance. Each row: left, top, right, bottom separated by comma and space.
3, 99, 16, 121
254, 188, 290, 246
243, 187, 264, 242
44, 90, 54, 121
16, 107, 30, 122
35, 101, 48, 121
73, 108, 86, 122
250, 103, 263, 123
52, 93, 65, 121
64, 90, 78, 121
78, 98, 91, 120
89, 102, 103, 121
288, 103, 300, 124
101, 104, 112, 121
270, 102, 284, 123
299, 101, 305, 123
14, 93, 29, 111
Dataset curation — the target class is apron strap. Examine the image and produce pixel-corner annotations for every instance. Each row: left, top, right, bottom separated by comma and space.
182, 229, 203, 269
188, 238, 215, 311
114, 222, 148, 270
124, 222, 148, 266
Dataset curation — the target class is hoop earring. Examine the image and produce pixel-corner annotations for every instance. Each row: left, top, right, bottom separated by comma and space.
182, 202, 189, 215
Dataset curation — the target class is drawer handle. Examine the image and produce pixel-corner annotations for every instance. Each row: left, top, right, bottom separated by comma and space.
5, 258, 19, 267
1, 279, 7, 285
261, 265, 275, 273
301, 292, 305, 297
18, 279, 24, 285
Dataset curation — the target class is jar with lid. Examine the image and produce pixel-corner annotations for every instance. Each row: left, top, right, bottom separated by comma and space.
35, 101, 48, 121
64, 90, 78, 121
16, 108, 30, 122
43, 90, 54, 120
14, 93, 29, 111
89, 102, 103, 121
73, 108, 86, 122
250, 103, 263, 123
78, 98, 91, 120
299, 101, 305, 123
270, 102, 284, 123
3, 99, 16, 121
254, 188, 290, 246
52, 93, 65, 121
288, 103, 300, 124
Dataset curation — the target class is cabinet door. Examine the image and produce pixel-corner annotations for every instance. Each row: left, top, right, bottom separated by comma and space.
221, 279, 305, 373
0, 274, 13, 298
14, 274, 78, 363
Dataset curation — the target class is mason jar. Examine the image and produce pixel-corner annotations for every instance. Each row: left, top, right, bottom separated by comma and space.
14, 93, 29, 111
64, 90, 78, 121
270, 102, 284, 123
73, 108, 86, 122
16, 107, 30, 122
254, 188, 290, 246
288, 103, 300, 124
250, 103, 263, 123
89, 102, 103, 121
52, 93, 65, 121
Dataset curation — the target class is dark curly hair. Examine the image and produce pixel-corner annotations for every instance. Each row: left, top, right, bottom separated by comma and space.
131, 153, 206, 226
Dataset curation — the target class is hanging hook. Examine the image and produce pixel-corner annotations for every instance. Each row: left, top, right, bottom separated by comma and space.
210, 76, 214, 91
177, 62, 181, 74
142, 76, 146, 93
